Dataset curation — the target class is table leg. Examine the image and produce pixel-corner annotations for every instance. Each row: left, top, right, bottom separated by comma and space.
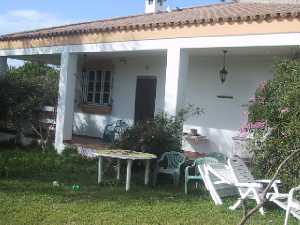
116, 159, 121, 181
144, 159, 151, 185
98, 157, 103, 184
126, 159, 133, 191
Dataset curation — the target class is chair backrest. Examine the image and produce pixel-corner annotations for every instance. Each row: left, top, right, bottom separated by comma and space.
228, 156, 255, 184
103, 120, 129, 143
207, 152, 227, 163
161, 151, 186, 169
194, 157, 219, 166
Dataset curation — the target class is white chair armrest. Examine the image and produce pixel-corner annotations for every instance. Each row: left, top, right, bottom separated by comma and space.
235, 182, 263, 188
255, 179, 281, 184
291, 186, 300, 193
289, 185, 300, 198
267, 192, 289, 200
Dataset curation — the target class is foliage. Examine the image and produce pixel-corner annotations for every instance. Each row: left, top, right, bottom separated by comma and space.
0, 145, 94, 179
248, 58, 300, 189
0, 145, 297, 225
0, 62, 59, 145
115, 105, 203, 156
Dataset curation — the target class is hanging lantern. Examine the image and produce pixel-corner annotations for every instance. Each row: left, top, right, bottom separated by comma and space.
219, 50, 228, 84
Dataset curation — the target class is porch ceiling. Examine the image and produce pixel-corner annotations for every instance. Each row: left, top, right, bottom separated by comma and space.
9, 54, 61, 65
188, 46, 299, 57
8, 50, 166, 66
77, 49, 166, 59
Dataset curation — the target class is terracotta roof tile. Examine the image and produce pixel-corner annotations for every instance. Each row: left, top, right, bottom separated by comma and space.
1, 2, 300, 41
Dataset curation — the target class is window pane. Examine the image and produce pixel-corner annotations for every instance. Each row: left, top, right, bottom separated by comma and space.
87, 93, 93, 102
104, 82, 110, 92
97, 71, 102, 81
96, 82, 101, 92
105, 71, 111, 82
89, 71, 95, 81
95, 93, 100, 104
88, 82, 94, 92
103, 93, 110, 104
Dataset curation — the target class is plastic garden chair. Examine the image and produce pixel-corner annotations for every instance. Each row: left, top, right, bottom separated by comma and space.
184, 152, 227, 194
154, 151, 186, 186
103, 120, 129, 143
185, 156, 220, 194
199, 161, 237, 205
269, 186, 300, 225
228, 156, 281, 215
206, 152, 227, 163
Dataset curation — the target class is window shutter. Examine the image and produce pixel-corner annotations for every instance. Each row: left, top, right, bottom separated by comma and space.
81, 71, 88, 103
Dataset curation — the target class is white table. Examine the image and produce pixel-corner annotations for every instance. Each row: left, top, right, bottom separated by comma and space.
94, 149, 157, 191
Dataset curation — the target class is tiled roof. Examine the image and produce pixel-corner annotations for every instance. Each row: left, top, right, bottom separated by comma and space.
1, 2, 300, 41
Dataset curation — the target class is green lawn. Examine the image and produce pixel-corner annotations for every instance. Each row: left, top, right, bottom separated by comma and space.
0, 146, 297, 225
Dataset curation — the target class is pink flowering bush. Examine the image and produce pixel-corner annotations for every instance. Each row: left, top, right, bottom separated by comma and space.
248, 59, 300, 189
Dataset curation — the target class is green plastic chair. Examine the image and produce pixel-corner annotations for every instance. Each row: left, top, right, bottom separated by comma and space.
206, 152, 227, 163
184, 152, 227, 194
154, 151, 186, 186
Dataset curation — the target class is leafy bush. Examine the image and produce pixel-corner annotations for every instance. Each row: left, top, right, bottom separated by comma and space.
0, 62, 59, 145
248, 58, 300, 189
115, 106, 203, 156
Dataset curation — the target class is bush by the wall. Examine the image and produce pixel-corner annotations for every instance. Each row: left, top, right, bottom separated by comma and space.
248, 58, 300, 189
115, 106, 203, 156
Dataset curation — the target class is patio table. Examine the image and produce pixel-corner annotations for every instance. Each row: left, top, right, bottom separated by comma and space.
94, 149, 157, 191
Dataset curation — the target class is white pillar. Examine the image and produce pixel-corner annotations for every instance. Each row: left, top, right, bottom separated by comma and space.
55, 52, 78, 153
164, 48, 189, 115
0, 57, 8, 77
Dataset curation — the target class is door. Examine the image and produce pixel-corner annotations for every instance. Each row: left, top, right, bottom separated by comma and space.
134, 76, 157, 123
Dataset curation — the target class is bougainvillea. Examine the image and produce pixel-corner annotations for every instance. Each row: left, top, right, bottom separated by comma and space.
248, 58, 300, 189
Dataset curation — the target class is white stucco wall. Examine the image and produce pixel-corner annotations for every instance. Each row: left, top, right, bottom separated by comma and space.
72, 53, 277, 156
73, 55, 166, 137
183, 55, 275, 156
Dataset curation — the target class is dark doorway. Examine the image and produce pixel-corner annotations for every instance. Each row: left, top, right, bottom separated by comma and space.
134, 76, 157, 123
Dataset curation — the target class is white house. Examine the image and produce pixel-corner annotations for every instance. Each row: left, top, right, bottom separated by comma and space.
0, 0, 300, 155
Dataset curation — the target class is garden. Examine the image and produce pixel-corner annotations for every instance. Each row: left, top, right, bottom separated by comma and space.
0, 144, 296, 225
0, 58, 299, 225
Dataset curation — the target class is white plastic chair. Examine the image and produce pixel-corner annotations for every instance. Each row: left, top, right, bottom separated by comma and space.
228, 156, 281, 215
269, 186, 300, 225
198, 162, 237, 205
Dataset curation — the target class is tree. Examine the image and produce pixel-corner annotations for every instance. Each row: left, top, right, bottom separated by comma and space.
0, 62, 59, 146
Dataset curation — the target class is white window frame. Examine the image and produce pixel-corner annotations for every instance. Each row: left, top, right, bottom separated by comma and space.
81, 69, 113, 106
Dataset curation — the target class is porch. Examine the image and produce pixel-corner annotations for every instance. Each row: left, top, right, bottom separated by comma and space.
1, 41, 298, 155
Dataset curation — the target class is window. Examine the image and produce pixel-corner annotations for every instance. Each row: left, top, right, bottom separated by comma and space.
148, 0, 154, 5
81, 70, 113, 105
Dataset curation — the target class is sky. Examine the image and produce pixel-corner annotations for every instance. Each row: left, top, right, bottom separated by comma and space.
0, 0, 219, 35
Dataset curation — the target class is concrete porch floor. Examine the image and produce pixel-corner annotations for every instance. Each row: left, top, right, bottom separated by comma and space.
64, 135, 110, 149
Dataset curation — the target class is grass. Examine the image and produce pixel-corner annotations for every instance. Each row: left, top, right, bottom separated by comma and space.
0, 145, 298, 225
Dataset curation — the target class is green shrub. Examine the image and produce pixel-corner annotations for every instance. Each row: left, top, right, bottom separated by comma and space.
115, 106, 203, 156
248, 58, 300, 189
